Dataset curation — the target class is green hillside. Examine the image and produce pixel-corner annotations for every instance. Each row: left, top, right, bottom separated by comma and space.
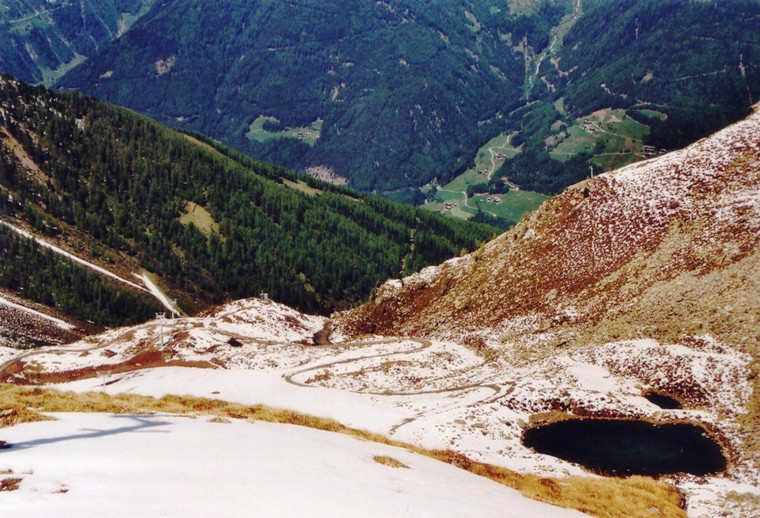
501, 0, 760, 193
0, 0, 155, 85
0, 75, 495, 325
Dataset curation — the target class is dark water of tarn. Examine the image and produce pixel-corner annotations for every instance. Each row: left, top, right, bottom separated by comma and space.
523, 418, 726, 477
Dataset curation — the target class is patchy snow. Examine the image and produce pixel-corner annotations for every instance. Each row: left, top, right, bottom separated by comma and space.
1, 299, 757, 516
681, 477, 760, 518
0, 346, 18, 363
0, 293, 74, 331
211, 298, 327, 344
370, 255, 471, 303
0, 296, 755, 515
0, 413, 583, 518
134, 272, 178, 315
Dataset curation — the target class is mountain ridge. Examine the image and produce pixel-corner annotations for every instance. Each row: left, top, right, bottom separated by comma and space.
335, 105, 760, 469
0, 0, 156, 85
337, 105, 760, 346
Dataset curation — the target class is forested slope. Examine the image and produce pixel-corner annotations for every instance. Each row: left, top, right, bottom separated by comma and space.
0, 0, 155, 85
0, 76, 494, 327
56, 0, 564, 193
54, 0, 760, 199
501, 0, 760, 193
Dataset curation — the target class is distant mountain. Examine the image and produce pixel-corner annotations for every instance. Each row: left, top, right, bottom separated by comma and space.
0, 0, 156, 85
500, 0, 760, 193
56, 0, 549, 194
55, 0, 760, 200
0, 75, 494, 344
558, 0, 760, 139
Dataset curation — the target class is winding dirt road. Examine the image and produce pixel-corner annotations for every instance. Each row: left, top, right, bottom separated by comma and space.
282, 338, 516, 434
1, 321, 514, 435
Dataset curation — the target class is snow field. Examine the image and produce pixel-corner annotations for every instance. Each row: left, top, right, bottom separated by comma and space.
1, 413, 584, 518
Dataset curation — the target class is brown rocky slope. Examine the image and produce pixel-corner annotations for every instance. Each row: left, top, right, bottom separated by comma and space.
336, 104, 760, 456
338, 107, 759, 345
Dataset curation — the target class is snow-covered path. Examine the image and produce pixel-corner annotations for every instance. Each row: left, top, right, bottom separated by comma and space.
0, 221, 184, 314
0, 413, 583, 518
0, 293, 74, 330
134, 272, 179, 315
0, 221, 148, 293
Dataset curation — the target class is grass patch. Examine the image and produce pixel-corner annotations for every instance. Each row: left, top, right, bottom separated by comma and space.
591, 153, 641, 172
425, 190, 477, 219
179, 201, 220, 237
554, 97, 566, 116
508, 0, 545, 15
549, 109, 650, 170
0, 383, 685, 517
550, 125, 597, 160
445, 168, 488, 193
247, 116, 322, 147
434, 190, 467, 203
39, 54, 87, 87
427, 188, 546, 224
373, 455, 409, 469
475, 190, 548, 223
443, 132, 520, 193
424, 131, 545, 225
637, 109, 667, 121
282, 179, 322, 197
0, 406, 54, 428
183, 134, 220, 155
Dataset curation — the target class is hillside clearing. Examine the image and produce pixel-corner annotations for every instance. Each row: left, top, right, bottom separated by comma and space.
282, 179, 322, 196
179, 202, 220, 236
247, 116, 323, 147
423, 132, 546, 225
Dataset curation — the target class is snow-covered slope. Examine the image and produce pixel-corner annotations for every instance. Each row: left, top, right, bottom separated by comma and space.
2, 294, 758, 516
0, 289, 85, 347
1, 413, 583, 517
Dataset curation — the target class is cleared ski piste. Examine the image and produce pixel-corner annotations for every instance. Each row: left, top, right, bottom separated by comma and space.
0, 221, 147, 293
134, 272, 179, 315
0, 221, 178, 314
0, 292, 74, 330
1, 413, 583, 518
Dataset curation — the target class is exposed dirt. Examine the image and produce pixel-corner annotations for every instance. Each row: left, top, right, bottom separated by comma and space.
3, 348, 215, 386
337, 107, 760, 357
